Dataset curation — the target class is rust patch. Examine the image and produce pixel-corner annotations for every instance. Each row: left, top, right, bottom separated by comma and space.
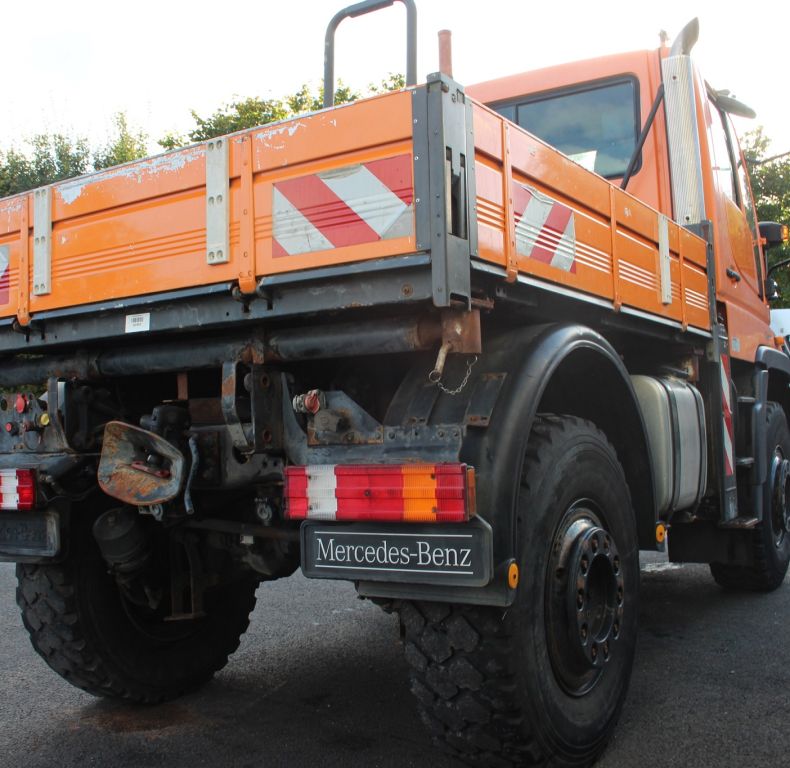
441, 308, 482, 354
97, 421, 185, 505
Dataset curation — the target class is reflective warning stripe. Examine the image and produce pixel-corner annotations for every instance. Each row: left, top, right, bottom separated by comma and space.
0, 469, 34, 510
272, 154, 413, 257
0, 248, 9, 306
305, 465, 339, 520
512, 182, 577, 273
720, 355, 734, 476
272, 189, 334, 257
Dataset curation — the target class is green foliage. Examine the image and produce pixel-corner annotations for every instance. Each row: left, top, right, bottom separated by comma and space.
157, 75, 403, 149
368, 73, 406, 94
0, 134, 90, 197
0, 113, 146, 196
742, 128, 790, 306
181, 96, 291, 146
94, 113, 148, 170
0, 76, 405, 195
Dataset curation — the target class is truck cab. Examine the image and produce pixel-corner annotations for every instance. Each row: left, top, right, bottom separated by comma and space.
468, 28, 773, 361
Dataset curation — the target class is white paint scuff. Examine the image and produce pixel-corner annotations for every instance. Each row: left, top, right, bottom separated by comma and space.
56, 146, 204, 206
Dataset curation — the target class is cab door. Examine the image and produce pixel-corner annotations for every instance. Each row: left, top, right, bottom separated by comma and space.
706, 99, 771, 359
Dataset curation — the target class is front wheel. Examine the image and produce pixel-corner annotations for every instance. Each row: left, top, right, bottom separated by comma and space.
711, 402, 790, 591
399, 415, 639, 766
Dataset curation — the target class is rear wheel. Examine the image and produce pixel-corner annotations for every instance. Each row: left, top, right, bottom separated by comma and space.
711, 402, 790, 591
16, 504, 258, 703
399, 415, 639, 766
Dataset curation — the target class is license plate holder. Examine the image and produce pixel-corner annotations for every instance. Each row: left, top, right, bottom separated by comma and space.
300, 517, 493, 587
0, 512, 59, 558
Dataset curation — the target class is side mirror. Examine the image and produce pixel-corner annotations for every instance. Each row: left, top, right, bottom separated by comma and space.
767, 276, 781, 302
760, 221, 789, 250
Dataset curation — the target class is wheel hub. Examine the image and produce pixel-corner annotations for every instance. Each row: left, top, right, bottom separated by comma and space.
770, 450, 790, 547
546, 505, 625, 695
567, 527, 624, 669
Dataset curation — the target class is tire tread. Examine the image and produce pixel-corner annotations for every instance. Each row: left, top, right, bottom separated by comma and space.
398, 414, 626, 767
16, 560, 256, 704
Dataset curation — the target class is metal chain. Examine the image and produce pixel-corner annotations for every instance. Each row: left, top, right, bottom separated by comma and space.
430, 355, 478, 396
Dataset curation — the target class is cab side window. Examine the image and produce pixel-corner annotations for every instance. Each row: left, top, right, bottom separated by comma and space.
709, 108, 738, 202
492, 78, 640, 180
722, 112, 764, 295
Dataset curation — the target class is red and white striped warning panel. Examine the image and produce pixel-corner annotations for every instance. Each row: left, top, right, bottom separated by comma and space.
0, 246, 9, 306
720, 355, 734, 477
272, 154, 413, 258
512, 182, 577, 273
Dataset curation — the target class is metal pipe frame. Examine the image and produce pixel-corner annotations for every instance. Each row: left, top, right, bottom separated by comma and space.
323, 0, 417, 108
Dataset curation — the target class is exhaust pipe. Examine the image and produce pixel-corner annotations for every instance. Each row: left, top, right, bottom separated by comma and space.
438, 29, 453, 78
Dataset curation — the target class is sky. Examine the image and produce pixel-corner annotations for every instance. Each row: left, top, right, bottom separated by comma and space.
1, 0, 787, 155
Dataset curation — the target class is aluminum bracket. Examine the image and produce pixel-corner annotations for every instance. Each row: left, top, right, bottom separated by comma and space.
658, 214, 672, 305
33, 187, 52, 295
206, 138, 229, 265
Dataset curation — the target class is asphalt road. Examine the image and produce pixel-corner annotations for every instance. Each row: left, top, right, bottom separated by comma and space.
1, 555, 788, 768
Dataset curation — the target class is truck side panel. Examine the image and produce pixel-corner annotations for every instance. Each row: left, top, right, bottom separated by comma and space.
471, 102, 710, 332
0, 90, 415, 321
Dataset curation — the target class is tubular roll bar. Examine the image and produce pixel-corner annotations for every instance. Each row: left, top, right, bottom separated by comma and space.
323, 0, 417, 108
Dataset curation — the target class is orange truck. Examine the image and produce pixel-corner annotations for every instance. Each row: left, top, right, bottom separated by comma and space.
1, 1, 788, 765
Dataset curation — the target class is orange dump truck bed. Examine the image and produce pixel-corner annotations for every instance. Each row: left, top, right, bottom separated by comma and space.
0, 77, 709, 350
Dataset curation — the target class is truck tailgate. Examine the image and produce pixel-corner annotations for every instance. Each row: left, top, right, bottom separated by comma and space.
0, 90, 415, 323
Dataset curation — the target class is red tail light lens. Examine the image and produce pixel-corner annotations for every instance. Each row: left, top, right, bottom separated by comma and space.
0, 469, 36, 511
284, 463, 475, 523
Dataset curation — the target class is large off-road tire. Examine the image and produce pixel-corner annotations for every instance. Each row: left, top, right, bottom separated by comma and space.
399, 415, 639, 767
16, 509, 259, 703
711, 401, 790, 592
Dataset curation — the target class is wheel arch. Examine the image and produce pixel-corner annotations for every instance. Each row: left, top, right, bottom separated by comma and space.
459, 323, 658, 565
757, 346, 790, 418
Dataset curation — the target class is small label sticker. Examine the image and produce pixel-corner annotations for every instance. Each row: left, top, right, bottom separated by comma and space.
125, 313, 151, 333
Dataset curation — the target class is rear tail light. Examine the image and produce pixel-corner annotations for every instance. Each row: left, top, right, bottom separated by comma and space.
284, 463, 476, 523
0, 469, 36, 511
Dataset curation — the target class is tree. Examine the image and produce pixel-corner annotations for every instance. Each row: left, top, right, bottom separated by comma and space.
157, 76, 404, 149
0, 113, 148, 196
94, 113, 148, 170
0, 134, 90, 197
160, 96, 291, 150
0, 76, 404, 194
367, 73, 405, 94
742, 128, 790, 306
